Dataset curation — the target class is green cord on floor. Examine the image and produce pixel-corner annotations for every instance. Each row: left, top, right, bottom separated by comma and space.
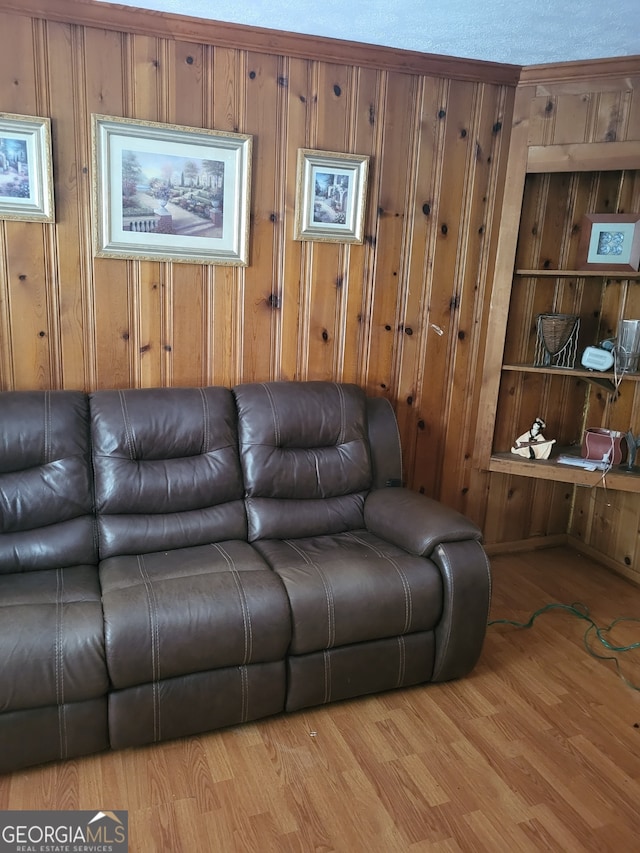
489, 602, 640, 691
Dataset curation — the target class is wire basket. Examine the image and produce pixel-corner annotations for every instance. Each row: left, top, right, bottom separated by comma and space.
534, 313, 580, 368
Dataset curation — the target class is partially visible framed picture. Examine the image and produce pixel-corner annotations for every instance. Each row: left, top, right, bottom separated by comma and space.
92, 115, 252, 265
577, 213, 640, 272
0, 113, 54, 222
294, 148, 369, 243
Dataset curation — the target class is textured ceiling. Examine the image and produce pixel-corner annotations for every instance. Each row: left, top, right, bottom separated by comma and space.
96, 0, 640, 66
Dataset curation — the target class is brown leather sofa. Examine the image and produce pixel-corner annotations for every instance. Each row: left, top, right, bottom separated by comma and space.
0, 381, 490, 773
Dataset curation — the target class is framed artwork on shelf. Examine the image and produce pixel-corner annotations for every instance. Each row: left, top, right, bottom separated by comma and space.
91, 115, 252, 265
577, 213, 640, 272
293, 148, 369, 243
0, 113, 54, 222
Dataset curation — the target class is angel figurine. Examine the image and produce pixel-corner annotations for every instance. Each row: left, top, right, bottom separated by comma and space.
511, 417, 556, 460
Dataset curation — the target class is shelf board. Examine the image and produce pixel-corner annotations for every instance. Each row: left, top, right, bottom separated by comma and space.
515, 269, 640, 279
488, 451, 640, 493
501, 363, 640, 392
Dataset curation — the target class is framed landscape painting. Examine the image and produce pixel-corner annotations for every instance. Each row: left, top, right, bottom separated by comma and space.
92, 115, 252, 265
294, 148, 369, 243
0, 113, 54, 222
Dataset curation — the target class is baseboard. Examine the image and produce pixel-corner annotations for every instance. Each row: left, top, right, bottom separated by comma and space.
567, 536, 640, 586
484, 533, 568, 556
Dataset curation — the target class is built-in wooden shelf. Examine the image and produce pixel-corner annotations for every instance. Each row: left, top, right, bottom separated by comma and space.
489, 450, 640, 493
501, 363, 640, 393
516, 269, 640, 278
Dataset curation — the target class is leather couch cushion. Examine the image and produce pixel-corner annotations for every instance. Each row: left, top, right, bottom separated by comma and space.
254, 530, 443, 655
90, 387, 247, 557
100, 541, 291, 689
108, 661, 286, 750
286, 632, 435, 711
0, 390, 96, 573
0, 566, 107, 712
234, 381, 372, 540
0, 699, 109, 774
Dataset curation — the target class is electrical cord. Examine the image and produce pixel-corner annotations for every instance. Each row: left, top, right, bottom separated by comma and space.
489, 602, 640, 691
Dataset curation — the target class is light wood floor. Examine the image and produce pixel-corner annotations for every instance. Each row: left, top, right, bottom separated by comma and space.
2, 546, 640, 852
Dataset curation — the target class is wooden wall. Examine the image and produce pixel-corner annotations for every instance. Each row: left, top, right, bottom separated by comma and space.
1, 0, 637, 568
477, 60, 640, 582
0, 0, 517, 524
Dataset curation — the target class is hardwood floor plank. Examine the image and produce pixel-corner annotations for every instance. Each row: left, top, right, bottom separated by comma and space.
1, 546, 640, 851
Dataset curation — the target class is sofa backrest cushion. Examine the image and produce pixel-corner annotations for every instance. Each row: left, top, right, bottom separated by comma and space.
0, 390, 97, 573
90, 387, 246, 558
234, 381, 372, 540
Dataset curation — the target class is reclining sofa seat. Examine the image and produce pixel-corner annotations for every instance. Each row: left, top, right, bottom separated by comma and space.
0, 391, 108, 773
90, 386, 291, 750
234, 381, 490, 711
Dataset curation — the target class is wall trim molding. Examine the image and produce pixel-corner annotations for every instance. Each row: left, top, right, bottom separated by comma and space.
568, 536, 640, 587
0, 0, 521, 85
484, 534, 568, 556
520, 54, 640, 85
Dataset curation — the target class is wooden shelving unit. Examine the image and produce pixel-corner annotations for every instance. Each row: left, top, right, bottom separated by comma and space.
488, 450, 640, 493
481, 171, 640, 494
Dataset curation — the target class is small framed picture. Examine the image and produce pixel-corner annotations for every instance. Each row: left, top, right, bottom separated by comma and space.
0, 113, 54, 222
294, 148, 369, 243
92, 115, 252, 265
577, 213, 640, 272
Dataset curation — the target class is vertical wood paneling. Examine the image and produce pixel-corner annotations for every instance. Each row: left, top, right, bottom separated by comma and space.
0, 12, 39, 115
1, 6, 514, 529
210, 47, 244, 388
410, 80, 477, 496
165, 43, 207, 387
2, 3, 638, 577
393, 76, 445, 485
242, 51, 280, 381
48, 22, 94, 389
5, 223, 53, 388
366, 71, 416, 394
302, 62, 358, 382
0, 227, 11, 389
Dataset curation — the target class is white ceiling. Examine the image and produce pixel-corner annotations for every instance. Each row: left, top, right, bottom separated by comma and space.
96, 0, 640, 67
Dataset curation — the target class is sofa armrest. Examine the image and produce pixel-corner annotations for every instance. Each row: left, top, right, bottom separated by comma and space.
430, 539, 491, 681
364, 487, 491, 682
364, 487, 482, 558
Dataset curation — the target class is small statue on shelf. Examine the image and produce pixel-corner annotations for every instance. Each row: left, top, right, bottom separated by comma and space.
511, 416, 556, 460
623, 430, 640, 471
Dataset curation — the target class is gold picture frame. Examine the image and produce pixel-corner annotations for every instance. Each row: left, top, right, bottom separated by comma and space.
0, 112, 54, 223
577, 213, 640, 272
92, 115, 252, 265
294, 148, 369, 243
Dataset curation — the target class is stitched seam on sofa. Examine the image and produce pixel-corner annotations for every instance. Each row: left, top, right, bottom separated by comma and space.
335, 382, 346, 446
118, 390, 137, 461
199, 387, 211, 454
323, 649, 331, 703
138, 554, 162, 741
210, 543, 253, 664
396, 636, 406, 688
345, 532, 413, 634
310, 449, 322, 496
261, 382, 281, 446
44, 389, 52, 464
239, 664, 249, 722
55, 567, 68, 758
434, 543, 454, 680
285, 540, 335, 649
